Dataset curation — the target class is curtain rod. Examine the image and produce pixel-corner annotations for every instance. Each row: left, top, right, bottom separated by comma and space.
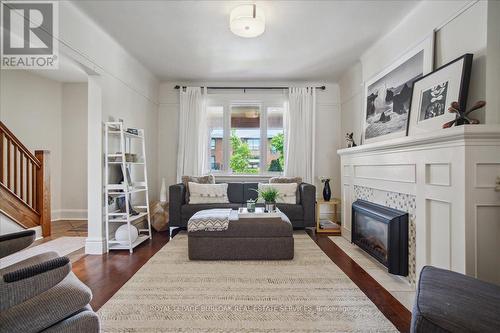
174, 85, 326, 91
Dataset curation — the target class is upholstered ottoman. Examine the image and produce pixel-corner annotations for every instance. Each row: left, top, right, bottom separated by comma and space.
411, 266, 500, 333
188, 211, 294, 260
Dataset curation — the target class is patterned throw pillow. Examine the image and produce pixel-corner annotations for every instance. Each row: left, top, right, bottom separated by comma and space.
188, 182, 229, 204
269, 177, 302, 204
182, 175, 215, 202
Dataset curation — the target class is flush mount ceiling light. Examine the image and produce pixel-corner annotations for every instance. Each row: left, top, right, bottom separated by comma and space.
230, 4, 265, 38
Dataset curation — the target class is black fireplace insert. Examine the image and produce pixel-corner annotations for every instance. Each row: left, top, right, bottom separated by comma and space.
351, 199, 408, 276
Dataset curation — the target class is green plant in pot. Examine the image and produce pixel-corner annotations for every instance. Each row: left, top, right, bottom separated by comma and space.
251, 187, 280, 212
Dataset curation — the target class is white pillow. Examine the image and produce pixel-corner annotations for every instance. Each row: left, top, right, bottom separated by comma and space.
258, 183, 297, 204
188, 182, 229, 204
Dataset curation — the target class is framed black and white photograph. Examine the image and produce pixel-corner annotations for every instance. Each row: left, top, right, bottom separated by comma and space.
362, 35, 434, 144
407, 53, 473, 136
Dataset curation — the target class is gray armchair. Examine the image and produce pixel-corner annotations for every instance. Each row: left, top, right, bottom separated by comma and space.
0, 230, 100, 333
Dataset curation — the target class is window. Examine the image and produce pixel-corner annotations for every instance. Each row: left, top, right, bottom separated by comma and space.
207, 106, 223, 171
267, 107, 284, 172
206, 96, 285, 175
230, 105, 260, 174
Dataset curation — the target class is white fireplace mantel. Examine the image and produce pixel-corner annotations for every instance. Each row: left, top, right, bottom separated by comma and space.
338, 125, 500, 286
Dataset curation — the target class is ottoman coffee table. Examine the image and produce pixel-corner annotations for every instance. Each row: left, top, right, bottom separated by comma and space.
188, 208, 294, 260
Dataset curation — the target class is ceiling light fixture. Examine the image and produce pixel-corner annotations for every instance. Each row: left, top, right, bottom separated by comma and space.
230, 4, 265, 38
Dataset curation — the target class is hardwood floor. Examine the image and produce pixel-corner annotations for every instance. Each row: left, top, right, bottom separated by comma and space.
72, 230, 170, 311
49, 222, 410, 331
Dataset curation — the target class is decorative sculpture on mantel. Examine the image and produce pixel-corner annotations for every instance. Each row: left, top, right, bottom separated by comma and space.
442, 100, 486, 128
345, 132, 357, 148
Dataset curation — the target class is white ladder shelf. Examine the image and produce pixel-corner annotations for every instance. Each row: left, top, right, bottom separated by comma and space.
104, 122, 152, 253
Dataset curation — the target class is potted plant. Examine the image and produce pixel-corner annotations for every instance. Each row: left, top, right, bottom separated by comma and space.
251, 187, 280, 212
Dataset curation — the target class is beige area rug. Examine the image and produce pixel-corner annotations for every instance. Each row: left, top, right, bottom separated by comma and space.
0, 236, 86, 269
98, 232, 397, 332
329, 236, 415, 310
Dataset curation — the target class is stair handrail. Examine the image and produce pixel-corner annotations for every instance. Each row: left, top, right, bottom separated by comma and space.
0, 121, 41, 169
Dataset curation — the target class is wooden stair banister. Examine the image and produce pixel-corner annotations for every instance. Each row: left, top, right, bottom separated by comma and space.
0, 121, 51, 236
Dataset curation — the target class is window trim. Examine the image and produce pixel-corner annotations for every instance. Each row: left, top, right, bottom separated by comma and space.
207, 93, 286, 176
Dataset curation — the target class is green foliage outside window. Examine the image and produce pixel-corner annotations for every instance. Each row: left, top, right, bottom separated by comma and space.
268, 132, 284, 172
229, 130, 258, 174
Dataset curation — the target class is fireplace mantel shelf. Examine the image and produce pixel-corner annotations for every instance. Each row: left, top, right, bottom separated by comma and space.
338, 125, 500, 156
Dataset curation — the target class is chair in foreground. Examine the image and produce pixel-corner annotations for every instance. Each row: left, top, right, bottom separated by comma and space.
0, 230, 100, 333
411, 265, 500, 333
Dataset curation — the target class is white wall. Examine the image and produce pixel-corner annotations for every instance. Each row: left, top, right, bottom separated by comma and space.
158, 82, 342, 199
47, 2, 160, 253
61, 83, 88, 219
0, 70, 63, 218
0, 71, 90, 221
339, 62, 363, 148
340, 0, 493, 139
57, 2, 160, 203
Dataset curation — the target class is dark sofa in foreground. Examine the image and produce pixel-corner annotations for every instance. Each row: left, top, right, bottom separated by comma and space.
169, 182, 316, 233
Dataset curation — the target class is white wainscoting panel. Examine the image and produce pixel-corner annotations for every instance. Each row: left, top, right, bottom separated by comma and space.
425, 163, 451, 186
475, 163, 500, 188
476, 205, 500, 284
426, 199, 451, 270
354, 164, 416, 183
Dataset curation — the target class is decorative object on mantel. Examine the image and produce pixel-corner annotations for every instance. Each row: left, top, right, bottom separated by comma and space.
320, 177, 332, 201
363, 34, 434, 144
408, 53, 473, 135
159, 178, 167, 202
345, 132, 357, 147
442, 100, 485, 128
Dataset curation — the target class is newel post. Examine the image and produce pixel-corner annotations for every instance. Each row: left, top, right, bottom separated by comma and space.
35, 150, 51, 237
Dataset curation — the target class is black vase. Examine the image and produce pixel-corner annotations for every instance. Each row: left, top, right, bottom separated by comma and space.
323, 180, 331, 201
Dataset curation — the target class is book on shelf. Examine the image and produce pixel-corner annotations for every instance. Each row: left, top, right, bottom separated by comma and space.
319, 219, 340, 230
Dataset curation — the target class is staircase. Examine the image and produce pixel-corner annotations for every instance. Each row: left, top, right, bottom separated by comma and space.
0, 121, 51, 236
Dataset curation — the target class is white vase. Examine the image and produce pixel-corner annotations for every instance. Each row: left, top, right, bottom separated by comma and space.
160, 178, 167, 202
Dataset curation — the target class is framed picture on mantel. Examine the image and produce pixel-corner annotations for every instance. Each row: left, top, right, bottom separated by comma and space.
362, 34, 434, 144
407, 53, 473, 136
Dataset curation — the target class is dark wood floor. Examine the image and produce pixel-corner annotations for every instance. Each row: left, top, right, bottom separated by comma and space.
69, 228, 411, 331
72, 230, 170, 310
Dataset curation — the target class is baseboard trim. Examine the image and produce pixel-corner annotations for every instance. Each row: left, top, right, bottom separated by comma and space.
52, 209, 87, 221
85, 237, 106, 255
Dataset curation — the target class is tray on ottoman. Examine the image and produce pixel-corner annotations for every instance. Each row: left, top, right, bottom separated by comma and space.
188, 209, 294, 260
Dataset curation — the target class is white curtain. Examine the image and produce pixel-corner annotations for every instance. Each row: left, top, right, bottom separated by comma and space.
284, 87, 316, 184
176, 87, 208, 182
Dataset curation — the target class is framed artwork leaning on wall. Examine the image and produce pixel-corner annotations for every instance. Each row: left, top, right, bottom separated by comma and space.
407, 53, 473, 136
362, 34, 434, 144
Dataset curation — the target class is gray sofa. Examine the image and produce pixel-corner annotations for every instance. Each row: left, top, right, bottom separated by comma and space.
169, 182, 316, 233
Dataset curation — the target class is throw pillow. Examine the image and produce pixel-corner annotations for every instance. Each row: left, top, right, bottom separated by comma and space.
188, 182, 229, 204
182, 174, 215, 202
258, 183, 297, 204
269, 176, 302, 204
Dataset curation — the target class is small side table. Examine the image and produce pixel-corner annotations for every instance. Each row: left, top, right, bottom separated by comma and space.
316, 198, 341, 234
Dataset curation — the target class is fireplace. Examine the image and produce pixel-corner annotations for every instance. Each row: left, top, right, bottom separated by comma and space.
351, 200, 408, 276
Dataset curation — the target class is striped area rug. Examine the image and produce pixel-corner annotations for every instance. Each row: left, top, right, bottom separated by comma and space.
98, 232, 397, 332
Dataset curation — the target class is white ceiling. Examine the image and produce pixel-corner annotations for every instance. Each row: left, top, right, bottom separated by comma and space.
73, 0, 420, 82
